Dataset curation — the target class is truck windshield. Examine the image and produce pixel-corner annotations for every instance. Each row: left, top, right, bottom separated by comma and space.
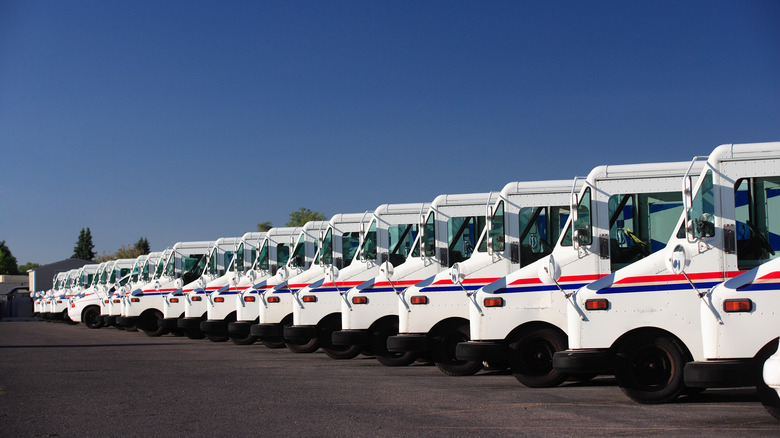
448, 216, 485, 265
735, 176, 780, 270
289, 234, 306, 268
514, 206, 568, 267
154, 256, 166, 280
320, 229, 334, 266
421, 212, 435, 257
342, 232, 361, 267
277, 243, 290, 266
358, 220, 378, 262
206, 247, 218, 275
609, 191, 682, 271
254, 240, 269, 271
164, 252, 175, 277
181, 253, 206, 285
688, 170, 715, 239
141, 260, 153, 282
231, 243, 245, 273
562, 187, 593, 246
389, 223, 417, 266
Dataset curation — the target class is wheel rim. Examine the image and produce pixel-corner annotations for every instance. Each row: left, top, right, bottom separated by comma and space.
517, 337, 556, 376
629, 344, 674, 389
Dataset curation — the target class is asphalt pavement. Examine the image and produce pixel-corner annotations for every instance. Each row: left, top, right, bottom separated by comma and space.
1, 321, 779, 437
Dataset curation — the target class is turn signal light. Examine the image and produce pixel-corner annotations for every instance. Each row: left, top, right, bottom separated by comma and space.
191, 296, 202, 301
302, 295, 317, 303
56, 300, 62, 303
352, 296, 368, 304
723, 299, 752, 313
244, 296, 256, 302
170, 298, 179, 303
585, 299, 609, 311
483, 297, 504, 307
104, 300, 109, 303
410, 296, 428, 305
113, 299, 121, 303
130, 298, 140, 302
267, 296, 280, 303
214, 297, 225, 303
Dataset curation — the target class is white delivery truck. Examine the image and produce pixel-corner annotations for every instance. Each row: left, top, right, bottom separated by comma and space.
73, 259, 135, 328
46, 270, 78, 321
68, 261, 110, 327
97, 259, 136, 325
458, 161, 701, 386
57, 265, 99, 323
396, 181, 577, 375
39, 273, 66, 319
104, 254, 152, 327
327, 202, 430, 364
250, 221, 327, 351
285, 208, 424, 360
200, 232, 265, 342
275, 213, 367, 358
115, 252, 163, 330
176, 238, 241, 339
553, 142, 780, 404
343, 192, 499, 371
124, 241, 211, 337
227, 227, 295, 344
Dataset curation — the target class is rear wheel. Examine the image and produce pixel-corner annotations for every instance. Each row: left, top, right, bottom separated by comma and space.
508, 328, 568, 388
615, 334, 686, 404
83, 307, 103, 329
430, 322, 482, 376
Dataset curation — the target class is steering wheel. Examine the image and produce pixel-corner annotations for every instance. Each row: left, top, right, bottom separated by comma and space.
746, 220, 775, 256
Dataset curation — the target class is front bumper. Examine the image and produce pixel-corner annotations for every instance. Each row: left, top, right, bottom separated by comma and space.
684, 359, 757, 388
158, 317, 180, 330
177, 317, 203, 331
552, 349, 613, 374
116, 316, 137, 327
284, 325, 317, 344
387, 334, 429, 353
250, 323, 283, 340
455, 341, 508, 362
228, 321, 254, 337
200, 319, 228, 335
331, 329, 370, 346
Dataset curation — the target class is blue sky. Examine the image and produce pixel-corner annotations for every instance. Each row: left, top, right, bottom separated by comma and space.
1, 1, 779, 266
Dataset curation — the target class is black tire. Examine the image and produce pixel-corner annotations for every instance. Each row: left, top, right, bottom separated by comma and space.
83, 307, 104, 329
286, 338, 319, 353
141, 311, 166, 337
206, 333, 229, 342
430, 322, 482, 376
168, 328, 184, 337
230, 334, 257, 345
615, 334, 687, 404
756, 340, 780, 421
317, 320, 361, 360
262, 339, 286, 349
323, 344, 362, 360
184, 329, 205, 340
372, 322, 417, 367
508, 328, 568, 388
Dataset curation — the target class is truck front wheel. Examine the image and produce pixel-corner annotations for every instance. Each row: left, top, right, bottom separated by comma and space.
430, 322, 482, 376
508, 328, 568, 388
83, 307, 104, 329
615, 334, 686, 404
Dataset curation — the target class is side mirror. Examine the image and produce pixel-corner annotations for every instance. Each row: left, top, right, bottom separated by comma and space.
537, 255, 562, 285
449, 263, 463, 286
326, 266, 339, 284
572, 228, 584, 250
278, 266, 289, 282
666, 244, 688, 275
379, 261, 394, 281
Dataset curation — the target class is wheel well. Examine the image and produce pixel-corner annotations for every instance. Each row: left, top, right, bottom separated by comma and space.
429, 317, 469, 336
280, 313, 293, 327
81, 305, 100, 320
368, 315, 399, 332
317, 312, 342, 328
225, 311, 237, 323
505, 321, 566, 345
611, 327, 694, 362
754, 337, 780, 362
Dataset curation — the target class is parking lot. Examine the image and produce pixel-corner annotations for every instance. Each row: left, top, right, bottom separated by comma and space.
1, 321, 779, 437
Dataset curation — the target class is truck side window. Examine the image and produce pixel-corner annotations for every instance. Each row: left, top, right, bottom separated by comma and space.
736, 176, 780, 270
389, 223, 416, 266
689, 170, 715, 238
489, 201, 505, 253
276, 243, 290, 266
342, 231, 361, 267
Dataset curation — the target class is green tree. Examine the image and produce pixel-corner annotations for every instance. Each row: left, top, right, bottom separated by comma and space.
286, 208, 327, 227
257, 221, 273, 232
73, 227, 96, 260
134, 237, 150, 255
0, 240, 20, 274
19, 262, 40, 274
